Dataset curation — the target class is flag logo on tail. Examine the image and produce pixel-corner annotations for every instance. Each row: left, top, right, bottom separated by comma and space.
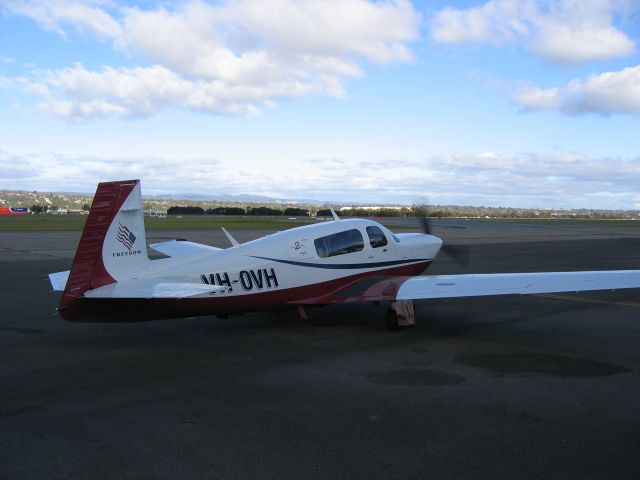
116, 223, 137, 251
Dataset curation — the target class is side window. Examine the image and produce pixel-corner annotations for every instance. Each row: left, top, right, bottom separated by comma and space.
314, 229, 364, 258
366, 226, 388, 248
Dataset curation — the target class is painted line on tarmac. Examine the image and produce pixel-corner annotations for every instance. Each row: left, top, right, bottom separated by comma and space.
535, 293, 640, 309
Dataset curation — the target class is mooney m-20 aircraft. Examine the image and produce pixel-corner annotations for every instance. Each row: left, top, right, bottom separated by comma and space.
49, 180, 640, 328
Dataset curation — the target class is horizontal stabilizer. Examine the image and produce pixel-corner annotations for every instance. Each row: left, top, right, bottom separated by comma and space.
84, 281, 223, 299
149, 240, 222, 258
396, 270, 640, 300
49, 270, 70, 291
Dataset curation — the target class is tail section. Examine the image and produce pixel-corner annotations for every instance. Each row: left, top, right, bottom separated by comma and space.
59, 179, 149, 320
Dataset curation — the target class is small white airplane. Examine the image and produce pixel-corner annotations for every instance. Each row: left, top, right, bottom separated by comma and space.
49, 180, 640, 328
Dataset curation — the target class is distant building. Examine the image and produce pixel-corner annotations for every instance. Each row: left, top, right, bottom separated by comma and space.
144, 210, 167, 217
0, 207, 29, 215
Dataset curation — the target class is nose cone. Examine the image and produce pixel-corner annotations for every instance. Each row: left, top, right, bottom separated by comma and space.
396, 233, 442, 259
423, 234, 443, 258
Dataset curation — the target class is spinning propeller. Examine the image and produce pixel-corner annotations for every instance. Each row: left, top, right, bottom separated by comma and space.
418, 208, 470, 267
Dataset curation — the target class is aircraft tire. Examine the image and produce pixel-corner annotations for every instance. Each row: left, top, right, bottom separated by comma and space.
385, 308, 400, 330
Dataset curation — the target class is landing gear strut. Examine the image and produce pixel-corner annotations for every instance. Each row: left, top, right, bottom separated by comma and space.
385, 300, 416, 330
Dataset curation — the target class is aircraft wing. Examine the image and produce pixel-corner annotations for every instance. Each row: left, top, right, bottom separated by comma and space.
396, 270, 640, 300
296, 270, 640, 305
83, 280, 223, 299
149, 240, 222, 258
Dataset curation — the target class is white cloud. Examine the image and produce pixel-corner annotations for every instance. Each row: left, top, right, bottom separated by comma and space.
31, 62, 337, 120
431, 0, 534, 45
512, 86, 562, 110
0, 76, 13, 89
41, 65, 186, 119
531, 0, 635, 64
513, 65, 640, 116
3, 0, 122, 38
295, 152, 640, 208
4, 149, 637, 209
223, 0, 418, 63
431, 0, 636, 65
0, 150, 225, 193
35, 63, 275, 120
3, 0, 420, 120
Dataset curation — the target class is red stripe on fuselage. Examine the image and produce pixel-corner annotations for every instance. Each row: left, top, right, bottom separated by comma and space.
59, 261, 431, 322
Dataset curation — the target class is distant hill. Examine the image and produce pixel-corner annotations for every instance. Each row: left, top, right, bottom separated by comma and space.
145, 192, 325, 205
1, 188, 638, 219
0, 188, 336, 212
0, 189, 91, 211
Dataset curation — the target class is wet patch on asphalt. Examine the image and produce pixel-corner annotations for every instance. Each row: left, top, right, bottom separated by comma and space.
362, 369, 466, 386
1, 405, 44, 419
0, 326, 43, 334
456, 353, 630, 377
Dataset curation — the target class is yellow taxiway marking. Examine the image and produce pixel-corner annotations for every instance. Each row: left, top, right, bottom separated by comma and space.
534, 294, 640, 309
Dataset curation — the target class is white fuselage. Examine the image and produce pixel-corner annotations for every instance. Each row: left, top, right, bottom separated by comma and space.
134, 219, 442, 299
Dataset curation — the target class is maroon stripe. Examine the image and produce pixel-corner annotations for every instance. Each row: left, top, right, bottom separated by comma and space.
59, 261, 431, 322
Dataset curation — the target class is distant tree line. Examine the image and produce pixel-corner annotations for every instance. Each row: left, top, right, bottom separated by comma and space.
248, 206, 282, 216
338, 207, 411, 218
167, 205, 311, 216
165, 204, 640, 219
31, 205, 47, 214
316, 209, 336, 217
283, 207, 310, 216
30, 205, 58, 214
165, 205, 468, 218
167, 206, 206, 215
206, 207, 246, 215
29, 204, 90, 214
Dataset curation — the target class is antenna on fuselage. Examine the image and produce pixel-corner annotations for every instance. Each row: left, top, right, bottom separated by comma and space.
221, 227, 240, 247
329, 208, 340, 221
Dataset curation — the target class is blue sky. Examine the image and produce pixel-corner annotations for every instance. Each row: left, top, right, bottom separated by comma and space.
0, 0, 639, 208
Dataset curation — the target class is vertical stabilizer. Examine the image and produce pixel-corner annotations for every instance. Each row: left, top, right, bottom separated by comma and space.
59, 179, 150, 320
101, 181, 149, 279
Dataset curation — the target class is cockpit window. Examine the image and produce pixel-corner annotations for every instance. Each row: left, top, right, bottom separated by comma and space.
314, 229, 364, 258
366, 225, 388, 248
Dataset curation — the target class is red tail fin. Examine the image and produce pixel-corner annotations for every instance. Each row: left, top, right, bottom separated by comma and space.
59, 180, 142, 320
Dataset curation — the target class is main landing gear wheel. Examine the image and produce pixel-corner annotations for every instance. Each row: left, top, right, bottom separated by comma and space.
385, 307, 400, 330
385, 300, 416, 330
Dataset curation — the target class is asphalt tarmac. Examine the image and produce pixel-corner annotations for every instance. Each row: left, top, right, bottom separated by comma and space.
2, 221, 640, 479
